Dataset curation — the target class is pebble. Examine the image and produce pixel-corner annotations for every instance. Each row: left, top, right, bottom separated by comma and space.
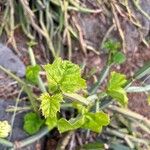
0, 43, 26, 77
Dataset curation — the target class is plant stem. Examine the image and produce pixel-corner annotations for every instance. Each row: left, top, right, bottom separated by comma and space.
0, 66, 24, 85
0, 65, 38, 112
8, 87, 24, 140
0, 126, 49, 149
0, 138, 14, 148
14, 127, 49, 149
96, 100, 99, 112
126, 85, 150, 93
89, 65, 111, 95
6, 106, 31, 113
63, 93, 89, 106
28, 46, 46, 92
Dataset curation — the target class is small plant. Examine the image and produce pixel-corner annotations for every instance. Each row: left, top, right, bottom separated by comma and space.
23, 52, 129, 135
24, 58, 111, 134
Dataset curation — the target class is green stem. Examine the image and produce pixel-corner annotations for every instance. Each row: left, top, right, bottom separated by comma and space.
89, 65, 111, 95
0, 65, 24, 85
0, 65, 38, 112
96, 100, 99, 112
8, 88, 24, 140
63, 93, 89, 106
126, 85, 150, 93
61, 103, 72, 108
6, 106, 31, 113
15, 127, 49, 149
0, 138, 14, 148
28, 46, 46, 92
0, 127, 49, 149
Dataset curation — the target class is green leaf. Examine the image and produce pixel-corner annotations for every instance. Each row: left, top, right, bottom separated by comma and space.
107, 72, 128, 106
113, 52, 126, 64
26, 65, 40, 84
72, 102, 88, 114
82, 112, 110, 133
108, 72, 127, 88
40, 93, 63, 118
44, 57, 86, 93
57, 116, 85, 133
107, 88, 128, 106
103, 39, 121, 53
0, 121, 11, 138
46, 117, 57, 130
23, 112, 44, 135
81, 142, 104, 150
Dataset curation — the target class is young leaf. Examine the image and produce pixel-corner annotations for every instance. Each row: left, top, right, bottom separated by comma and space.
82, 112, 110, 133
107, 72, 128, 106
108, 72, 127, 88
103, 39, 121, 53
72, 102, 88, 114
40, 93, 63, 118
107, 88, 128, 106
113, 52, 126, 64
0, 121, 11, 138
57, 116, 85, 133
23, 112, 44, 135
46, 117, 57, 130
26, 65, 40, 84
44, 57, 86, 93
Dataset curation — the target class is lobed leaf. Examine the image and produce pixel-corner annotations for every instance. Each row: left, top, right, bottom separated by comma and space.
82, 112, 110, 133
107, 88, 128, 106
103, 39, 121, 53
113, 52, 126, 64
107, 72, 128, 106
40, 93, 63, 118
57, 112, 109, 133
58, 116, 85, 133
26, 65, 41, 84
44, 58, 86, 93
108, 72, 127, 88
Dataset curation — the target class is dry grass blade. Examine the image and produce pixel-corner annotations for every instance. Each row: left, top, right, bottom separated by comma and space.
111, 1, 126, 53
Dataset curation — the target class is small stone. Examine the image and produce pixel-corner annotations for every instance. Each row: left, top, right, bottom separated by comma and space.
0, 43, 26, 77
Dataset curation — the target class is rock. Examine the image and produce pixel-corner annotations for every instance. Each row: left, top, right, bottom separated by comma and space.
0, 43, 26, 77
0, 99, 44, 150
